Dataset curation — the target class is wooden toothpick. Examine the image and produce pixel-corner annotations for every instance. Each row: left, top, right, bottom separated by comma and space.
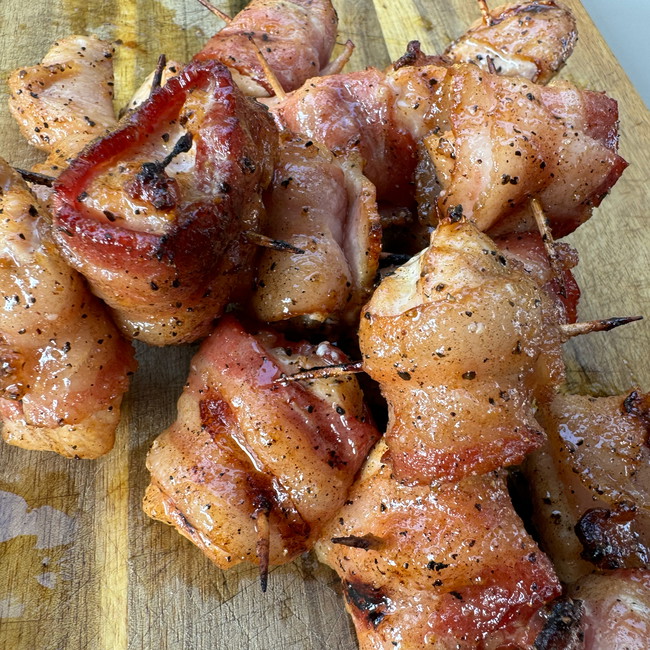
195, 0, 232, 23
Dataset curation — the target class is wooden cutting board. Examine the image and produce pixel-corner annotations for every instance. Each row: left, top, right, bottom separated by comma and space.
0, 1, 648, 648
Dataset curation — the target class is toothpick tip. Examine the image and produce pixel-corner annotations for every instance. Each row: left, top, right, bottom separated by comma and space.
560, 315, 643, 339
195, 0, 232, 23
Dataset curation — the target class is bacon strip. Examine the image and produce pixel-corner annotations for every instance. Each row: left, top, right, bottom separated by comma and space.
495, 231, 581, 323
252, 136, 381, 326
269, 67, 423, 204
422, 64, 628, 237
272, 62, 626, 237
52, 60, 277, 345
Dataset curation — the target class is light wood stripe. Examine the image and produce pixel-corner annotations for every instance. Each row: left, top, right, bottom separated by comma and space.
95, 412, 131, 650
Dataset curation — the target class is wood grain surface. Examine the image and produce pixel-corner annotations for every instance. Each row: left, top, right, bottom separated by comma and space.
0, 1, 649, 649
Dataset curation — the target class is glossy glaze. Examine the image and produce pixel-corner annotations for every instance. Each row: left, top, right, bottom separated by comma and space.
252, 136, 381, 325
316, 441, 561, 649
197, 0, 337, 96
446, 1, 577, 83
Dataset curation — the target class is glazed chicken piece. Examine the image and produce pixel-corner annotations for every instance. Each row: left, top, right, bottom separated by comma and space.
195, 0, 338, 96
7, 35, 117, 175
52, 60, 277, 345
358, 218, 565, 484
419, 64, 627, 237
525, 391, 650, 584
445, 1, 577, 84
315, 441, 561, 649
0, 159, 136, 458
144, 316, 380, 579
252, 136, 381, 326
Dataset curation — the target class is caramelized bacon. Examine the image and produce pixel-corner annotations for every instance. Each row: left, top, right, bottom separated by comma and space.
52, 60, 277, 345
536, 82, 622, 151
195, 0, 338, 96
316, 441, 561, 648
358, 219, 564, 484
532, 597, 585, 650
272, 60, 626, 237
576, 503, 650, 571
0, 159, 136, 458
268, 66, 429, 203
446, 1, 577, 84
8, 36, 117, 175
144, 316, 380, 571
252, 136, 381, 326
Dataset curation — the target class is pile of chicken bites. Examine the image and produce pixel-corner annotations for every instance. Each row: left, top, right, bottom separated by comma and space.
2, 0, 649, 647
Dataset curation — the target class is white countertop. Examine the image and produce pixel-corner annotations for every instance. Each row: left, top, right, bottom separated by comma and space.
583, 0, 649, 107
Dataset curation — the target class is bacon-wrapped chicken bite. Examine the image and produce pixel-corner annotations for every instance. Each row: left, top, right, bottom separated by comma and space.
420, 64, 627, 237
7, 36, 117, 176
195, 0, 338, 97
358, 218, 565, 484
316, 441, 561, 649
144, 316, 380, 581
52, 60, 277, 345
446, 1, 577, 84
252, 136, 381, 326
525, 391, 650, 584
269, 66, 426, 204
0, 159, 136, 458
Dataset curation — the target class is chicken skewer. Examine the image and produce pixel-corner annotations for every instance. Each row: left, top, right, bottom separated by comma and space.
194, 0, 340, 96
526, 391, 650, 584
0, 3, 645, 649
201, 43, 385, 331
270, 60, 626, 238
523, 391, 650, 649
446, 1, 577, 83
251, 135, 382, 328
316, 440, 563, 649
